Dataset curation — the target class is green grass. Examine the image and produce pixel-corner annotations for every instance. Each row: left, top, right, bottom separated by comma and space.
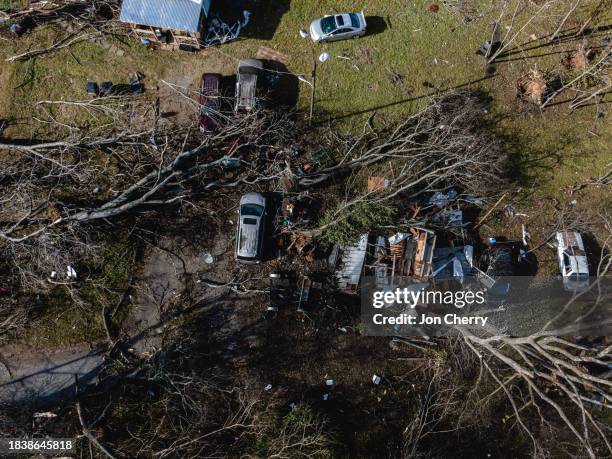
224, 0, 491, 123
20, 237, 137, 348
0, 0, 27, 9
25, 289, 106, 348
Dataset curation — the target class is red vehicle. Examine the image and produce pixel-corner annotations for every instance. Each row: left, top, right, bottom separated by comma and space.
198, 73, 222, 133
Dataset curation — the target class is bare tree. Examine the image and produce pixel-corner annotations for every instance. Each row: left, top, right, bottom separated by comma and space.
291, 91, 505, 242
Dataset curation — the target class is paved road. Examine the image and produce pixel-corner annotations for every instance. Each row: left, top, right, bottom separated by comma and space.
0, 238, 231, 406
0, 343, 105, 405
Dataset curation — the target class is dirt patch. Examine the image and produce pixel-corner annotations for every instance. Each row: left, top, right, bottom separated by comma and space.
157, 74, 199, 128
156, 52, 233, 129
125, 236, 218, 356
353, 45, 375, 66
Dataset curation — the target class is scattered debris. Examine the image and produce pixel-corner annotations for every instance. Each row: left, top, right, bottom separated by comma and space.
66, 265, 77, 279
556, 231, 589, 291
428, 4, 440, 13
372, 374, 382, 385
268, 272, 291, 314
202, 10, 251, 48
476, 22, 501, 58
354, 45, 375, 66
264, 384, 273, 391
322, 393, 329, 401
522, 224, 531, 246
428, 190, 458, 207
405, 228, 437, 280
86, 81, 99, 96
325, 379, 334, 386
33, 412, 57, 419
432, 245, 474, 280
297, 276, 312, 312
367, 228, 437, 288
503, 203, 528, 218
475, 192, 507, 228
86, 72, 144, 97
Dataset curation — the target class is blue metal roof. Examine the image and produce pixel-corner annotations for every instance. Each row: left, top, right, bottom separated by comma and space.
120, 0, 211, 33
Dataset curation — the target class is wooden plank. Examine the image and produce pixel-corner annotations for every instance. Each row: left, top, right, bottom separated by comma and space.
256, 46, 289, 65
413, 231, 427, 276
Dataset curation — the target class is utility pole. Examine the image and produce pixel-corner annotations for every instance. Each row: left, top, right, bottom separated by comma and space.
309, 58, 317, 126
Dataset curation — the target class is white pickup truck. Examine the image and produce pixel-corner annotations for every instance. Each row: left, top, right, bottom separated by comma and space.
234, 59, 264, 112
556, 231, 589, 291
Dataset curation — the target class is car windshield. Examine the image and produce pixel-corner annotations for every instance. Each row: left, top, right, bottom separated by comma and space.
241, 204, 264, 217
349, 13, 361, 28
320, 16, 336, 34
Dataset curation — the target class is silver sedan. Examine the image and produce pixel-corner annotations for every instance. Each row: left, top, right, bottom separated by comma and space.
309, 12, 366, 43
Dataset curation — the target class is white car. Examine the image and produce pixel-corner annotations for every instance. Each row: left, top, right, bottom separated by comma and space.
556, 231, 589, 291
309, 12, 366, 43
236, 193, 266, 263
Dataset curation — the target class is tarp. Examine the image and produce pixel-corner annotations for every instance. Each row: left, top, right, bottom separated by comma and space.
120, 0, 211, 33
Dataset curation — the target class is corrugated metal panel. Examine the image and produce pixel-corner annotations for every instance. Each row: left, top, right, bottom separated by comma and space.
201, 0, 211, 16
336, 233, 369, 290
120, 0, 207, 33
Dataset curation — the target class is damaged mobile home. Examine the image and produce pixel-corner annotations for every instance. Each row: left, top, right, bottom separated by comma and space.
329, 188, 508, 293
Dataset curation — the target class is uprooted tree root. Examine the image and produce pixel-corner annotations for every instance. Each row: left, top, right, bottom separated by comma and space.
563, 46, 594, 71
517, 69, 549, 105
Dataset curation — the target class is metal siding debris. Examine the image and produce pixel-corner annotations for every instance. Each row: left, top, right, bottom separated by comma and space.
336, 233, 369, 292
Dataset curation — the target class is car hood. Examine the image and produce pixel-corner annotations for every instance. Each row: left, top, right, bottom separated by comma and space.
240, 192, 266, 208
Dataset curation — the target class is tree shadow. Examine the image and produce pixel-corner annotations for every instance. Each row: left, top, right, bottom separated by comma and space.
317, 73, 499, 124
494, 23, 612, 61
364, 16, 388, 37
581, 232, 606, 275
261, 59, 298, 108
222, 0, 291, 40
